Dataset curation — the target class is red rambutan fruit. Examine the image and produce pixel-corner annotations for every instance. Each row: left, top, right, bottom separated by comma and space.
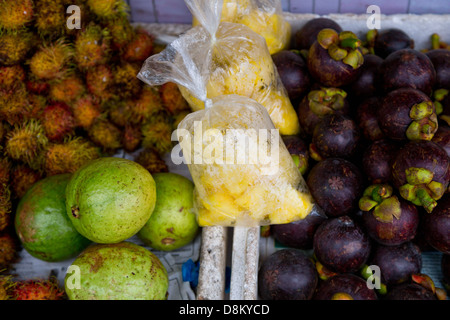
122, 124, 142, 152
128, 86, 165, 124
29, 38, 73, 80
10, 164, 43, 199
43, 137, 100, 176
121, 27, 154, 63
34, 0, 67, 39
160, 82, 190, 115
134, 148, 169, 174
40, 102, 75, 142
0, 29, 35, 66
71, 95, 102, 129
0, 157, 12, 186
4, 119, 48, 169
74, 23, 111, 70
0, 65, 26, 91
87, 117, 122, 152
0, 230, 18, 268
49, 74, 86, 104
85, 64, 114, 100
86, 0, 130, 21
0, 85, 31, 126
0, 0, 34, 30
0, 185, 12, 232
11, 278, 65, 300
112, 62, 142, 99
141, 117, 174, 155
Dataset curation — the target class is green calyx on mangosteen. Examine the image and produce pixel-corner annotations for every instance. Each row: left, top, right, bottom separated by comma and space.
316, 29, 364, 69
307, 29, 364, 87
359, 184, 401, 223
377, 88, 438, 142
391, 141, 450, 213
359, 184, 419, 246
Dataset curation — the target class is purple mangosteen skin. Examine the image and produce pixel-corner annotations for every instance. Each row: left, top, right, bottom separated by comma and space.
362, 198, 419, 246
385, 283, 437, 300
313, 215, 371, 274
258, 249, 318, 300
423, 193, 450, 254
313, 273, 378, 300
370, 241, 422, 286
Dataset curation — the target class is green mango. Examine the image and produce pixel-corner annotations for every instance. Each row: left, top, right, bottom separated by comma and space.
138, 173, 199, 251
65, 157, 156, 243
65, 242, 168, 300
15, 174, 91, 262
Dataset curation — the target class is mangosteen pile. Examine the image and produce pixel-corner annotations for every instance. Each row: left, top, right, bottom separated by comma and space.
261, 18, 450, 301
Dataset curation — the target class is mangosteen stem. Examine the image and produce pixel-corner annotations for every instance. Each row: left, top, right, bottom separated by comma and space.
431, 33, 441, 50
416, 187, 437, 213
340, 38, 361, 50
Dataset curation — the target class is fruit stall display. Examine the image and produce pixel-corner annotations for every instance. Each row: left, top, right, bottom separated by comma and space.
0, 0, 449, 300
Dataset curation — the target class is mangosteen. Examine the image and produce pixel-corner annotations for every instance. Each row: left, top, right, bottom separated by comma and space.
313, 215, 371, 274
281, 135, 310, 175
345, 54, 383, 102
379, 49, 436, 96
271, 212, 326, 250
377, 88, 438, 141
359, 184, 419, 246
422, 193, 450, 254
307, 29, 364, 87
294, 18, 343, 51
370, 241, 422, 286
272, 50, 311, 101
297, 87, 350, 136
362, 139, 399, 184
385, 283, 437, 300
442, 254, 450, 291
391, 140, 450, 213
313, 273, 377, 300
425, 49, 450, 90
258, 249, 318, 300
434, 89, 450, 120
367, 28, 414, 59
432, 123, 450, 157
356, 96, 385, 141
309, 113, 361, 161
306, 158, 364, 217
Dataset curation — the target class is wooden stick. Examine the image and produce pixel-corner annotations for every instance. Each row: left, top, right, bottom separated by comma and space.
196, 226, 228, 300
229, 226, 260, 300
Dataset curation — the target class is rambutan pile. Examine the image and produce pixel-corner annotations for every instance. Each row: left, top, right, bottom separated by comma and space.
9, 278, 65, 300
0, 0, 191, 282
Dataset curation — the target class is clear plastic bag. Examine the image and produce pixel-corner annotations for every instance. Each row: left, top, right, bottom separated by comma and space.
192, 0, 291, 55
139, 0, 300, 136
175, 95, 322, 227
137, 0, 322, 227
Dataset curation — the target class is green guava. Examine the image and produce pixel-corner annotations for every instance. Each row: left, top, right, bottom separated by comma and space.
65, 157, 156, 244
138, 173, 199, 251
15, 174, 91, 262
64, 241, 169, 300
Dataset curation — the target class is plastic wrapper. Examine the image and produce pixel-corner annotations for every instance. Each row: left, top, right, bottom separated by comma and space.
141, 0, 300, 136
192, 0, 291, 55
137, 0, 322, 227
175, 95, 322, 227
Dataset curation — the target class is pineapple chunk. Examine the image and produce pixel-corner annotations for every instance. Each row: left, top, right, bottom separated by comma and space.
269, 188, 314, 224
